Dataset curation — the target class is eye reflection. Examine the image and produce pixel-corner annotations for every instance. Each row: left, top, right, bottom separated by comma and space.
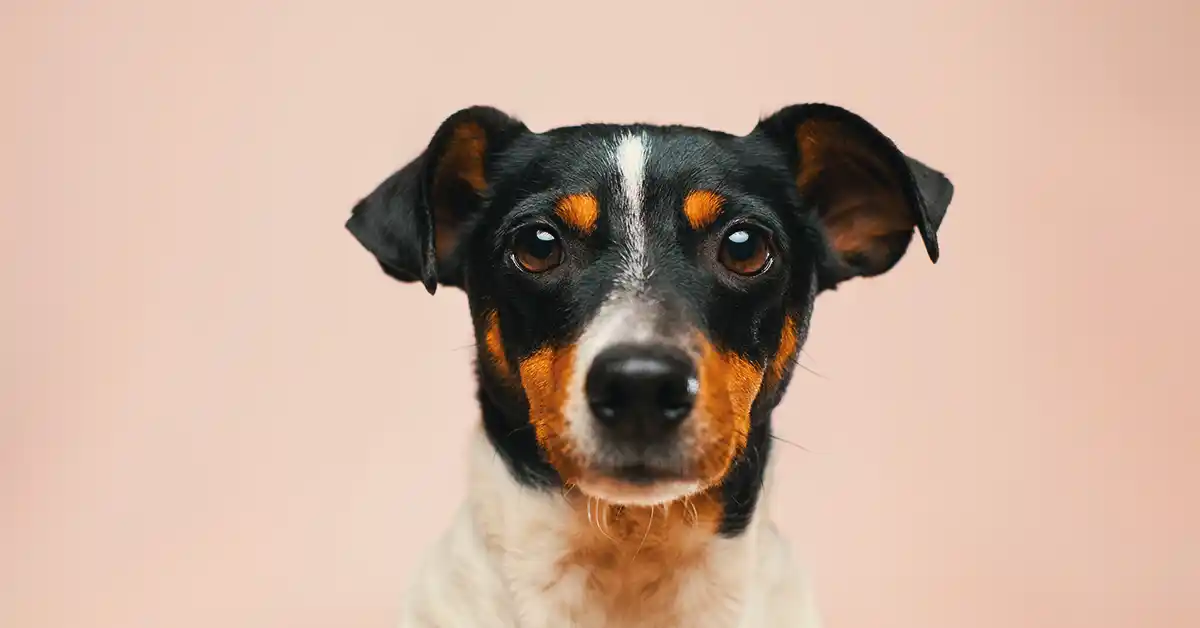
513, 226, 564, 273
718, 227, 772, 276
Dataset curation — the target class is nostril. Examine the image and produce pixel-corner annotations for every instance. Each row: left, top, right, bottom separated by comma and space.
585, 371, 625, 425
589, 386, 624, 420
656, 375, 698, 422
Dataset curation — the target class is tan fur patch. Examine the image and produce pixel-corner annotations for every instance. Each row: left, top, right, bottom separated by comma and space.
794, 119, 912, 268
794, 119, 837, 190
517, 334, 764, 623
693, 334, 764, 483
556, 488, 725, 625
483, 311, 510, 375
767, 315, 798, 385
822, 199, 909, 266
682, 190, 724, 230
432, 121, 488, 262
518, 345, 582, 479
555, 193, 600, 235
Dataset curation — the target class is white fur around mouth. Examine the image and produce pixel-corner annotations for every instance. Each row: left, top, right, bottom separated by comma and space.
575, 476, 704, 507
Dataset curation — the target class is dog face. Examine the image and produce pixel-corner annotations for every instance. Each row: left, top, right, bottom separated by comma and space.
348, 104, 953, 515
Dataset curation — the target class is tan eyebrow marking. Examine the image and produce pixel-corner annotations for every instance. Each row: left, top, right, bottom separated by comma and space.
682, 190, 725, 230
555, 193, 600, 235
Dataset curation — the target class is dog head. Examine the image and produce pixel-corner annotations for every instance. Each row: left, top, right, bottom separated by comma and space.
348, 104, 953, 513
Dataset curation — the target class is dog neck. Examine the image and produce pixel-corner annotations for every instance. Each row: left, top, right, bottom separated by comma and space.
466, 400, 781, 626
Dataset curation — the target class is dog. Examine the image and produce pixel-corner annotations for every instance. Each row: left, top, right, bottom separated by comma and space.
346, 103, 954, 628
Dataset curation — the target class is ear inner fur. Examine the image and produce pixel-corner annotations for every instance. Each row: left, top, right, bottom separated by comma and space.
431, 121, 489, 264
794, 118, 917, 275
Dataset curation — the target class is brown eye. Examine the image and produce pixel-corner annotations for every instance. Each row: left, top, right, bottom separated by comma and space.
512, 227, 564, 273
718, 227, 772, 276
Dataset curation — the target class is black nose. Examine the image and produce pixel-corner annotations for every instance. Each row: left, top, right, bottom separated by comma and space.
585, 344, 698, 439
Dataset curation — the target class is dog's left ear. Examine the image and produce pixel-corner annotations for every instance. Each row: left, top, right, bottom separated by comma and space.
751, 103, 954, 286
346, 106, 529, 294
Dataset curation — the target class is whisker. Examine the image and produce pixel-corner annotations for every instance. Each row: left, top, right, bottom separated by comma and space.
684, 497, 699, 525
453, 334, 481, 353
795, 362, 826, 378
600, 501, 613, 536
769, 434, 811, 453
505, 425, 534, 438
632, 504, 655, 561
796, 350, 827, 379
590, 497, 615, 542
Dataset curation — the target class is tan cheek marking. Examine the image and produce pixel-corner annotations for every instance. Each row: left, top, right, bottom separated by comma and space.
682, 190, 724, 230
483, 311, 510, 375
518, 345, 581, 479
555, 193, 599, 235
768, 315, 798, 384
694, 334, 764, 482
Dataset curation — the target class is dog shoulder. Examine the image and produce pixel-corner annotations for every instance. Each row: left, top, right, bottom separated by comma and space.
753, 525, 824, 628
397, 504, 516, 627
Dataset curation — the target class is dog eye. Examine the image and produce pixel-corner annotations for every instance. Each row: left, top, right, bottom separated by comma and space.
718, 227, 772, 276
512, 226, 564, 273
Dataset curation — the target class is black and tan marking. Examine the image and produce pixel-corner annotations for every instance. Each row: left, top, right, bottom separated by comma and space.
347, 103, 954, 537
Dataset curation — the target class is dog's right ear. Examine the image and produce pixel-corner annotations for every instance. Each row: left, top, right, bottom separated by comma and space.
346, 106, 529, 294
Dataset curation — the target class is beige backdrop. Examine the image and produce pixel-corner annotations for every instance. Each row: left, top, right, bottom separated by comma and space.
2, 1, 1198, 627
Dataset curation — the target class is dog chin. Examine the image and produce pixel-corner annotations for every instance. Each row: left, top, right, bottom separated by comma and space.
576, 475, 704, 507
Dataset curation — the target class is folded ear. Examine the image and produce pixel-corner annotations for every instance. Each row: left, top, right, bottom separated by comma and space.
346, 106, 529, 293
751, 103, 954, 286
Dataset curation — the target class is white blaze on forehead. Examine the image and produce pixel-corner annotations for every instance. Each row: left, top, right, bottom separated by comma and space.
560, 133, 665, 461
613, 132, 650, 288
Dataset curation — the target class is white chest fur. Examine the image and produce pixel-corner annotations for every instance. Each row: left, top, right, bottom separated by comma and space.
396, 429, 822, 628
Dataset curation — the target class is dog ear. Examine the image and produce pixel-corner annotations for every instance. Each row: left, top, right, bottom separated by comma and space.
346, 106, 529, 294
751, 103, 954, 286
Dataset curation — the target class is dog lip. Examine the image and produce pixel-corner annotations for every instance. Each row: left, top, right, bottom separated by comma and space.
576, 471, 704, 506
588, 461, 689, 486
610, 463, 675, 485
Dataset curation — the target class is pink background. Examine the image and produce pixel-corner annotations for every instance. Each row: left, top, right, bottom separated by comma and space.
3, 1, 1198, 626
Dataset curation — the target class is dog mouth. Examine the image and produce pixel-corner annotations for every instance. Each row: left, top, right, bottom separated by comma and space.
576, 470, 704, 506
607, 462, 678, 485
573, 453, 708, 505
